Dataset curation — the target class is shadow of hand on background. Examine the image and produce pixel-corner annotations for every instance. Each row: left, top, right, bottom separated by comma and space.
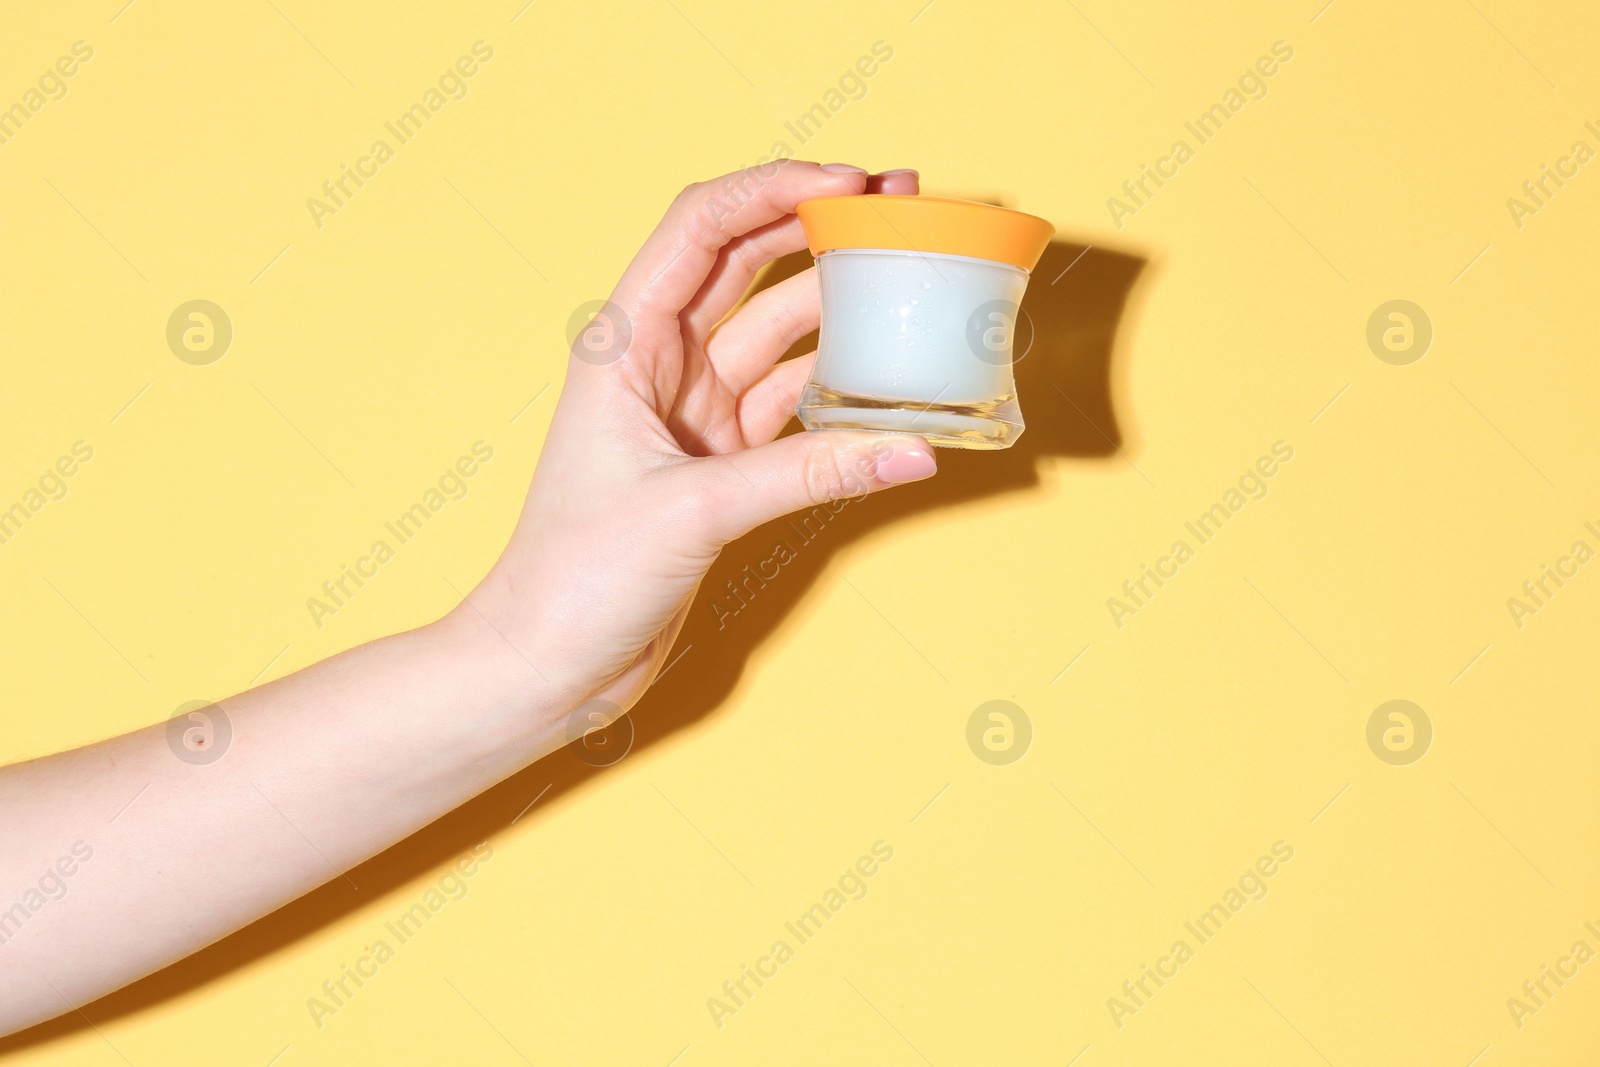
0, 234, 1148, 1056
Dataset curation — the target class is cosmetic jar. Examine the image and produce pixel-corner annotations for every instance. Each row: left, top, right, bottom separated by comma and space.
794, 195, 1054, 449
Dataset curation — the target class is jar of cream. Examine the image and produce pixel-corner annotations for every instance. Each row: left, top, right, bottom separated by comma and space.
794, 195, 1054, 449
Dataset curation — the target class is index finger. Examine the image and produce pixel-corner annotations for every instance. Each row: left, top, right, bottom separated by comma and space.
611, 160, 868, 326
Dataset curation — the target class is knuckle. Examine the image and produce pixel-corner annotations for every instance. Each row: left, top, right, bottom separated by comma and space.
667, 183, 711, 225
684, 197, 729, 249
801, 445, 849, 506
770, 295, 813, 345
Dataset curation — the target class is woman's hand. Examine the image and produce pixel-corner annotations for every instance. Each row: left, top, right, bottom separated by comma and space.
457, 161, 936, 721
0, 161, 939, 1039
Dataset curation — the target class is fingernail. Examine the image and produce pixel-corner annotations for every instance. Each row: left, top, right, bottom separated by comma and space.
874, 441, 937, 484
879, 168, 919, 178
820, 163, 868, 175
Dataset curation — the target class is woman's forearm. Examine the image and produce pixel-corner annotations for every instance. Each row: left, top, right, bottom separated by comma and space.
0, 160, 933, 1041
0, 611, 565, 1036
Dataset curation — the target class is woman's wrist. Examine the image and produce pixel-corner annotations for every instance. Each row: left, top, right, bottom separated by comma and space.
424, 599, 582, 768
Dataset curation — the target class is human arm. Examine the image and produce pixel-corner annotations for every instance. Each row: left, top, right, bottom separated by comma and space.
0, 161, 935, 1036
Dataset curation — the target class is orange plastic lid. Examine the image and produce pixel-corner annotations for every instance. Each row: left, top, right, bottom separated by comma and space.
796, 195, 1054, 272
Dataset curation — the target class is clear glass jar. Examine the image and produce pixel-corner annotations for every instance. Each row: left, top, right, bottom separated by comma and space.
797, 248, 1029, 448
793, 194, 1052, 450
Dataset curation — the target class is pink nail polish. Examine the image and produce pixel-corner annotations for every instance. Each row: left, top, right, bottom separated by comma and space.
875, 443, 937, 484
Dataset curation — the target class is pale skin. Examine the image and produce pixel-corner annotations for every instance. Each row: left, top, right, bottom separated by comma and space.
0, 162, 936, 1037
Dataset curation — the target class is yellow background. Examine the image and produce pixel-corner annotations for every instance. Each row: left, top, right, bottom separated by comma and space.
3, 0, 1600, 1063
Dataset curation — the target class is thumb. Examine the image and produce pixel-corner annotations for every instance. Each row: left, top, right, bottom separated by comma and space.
694, 431, 937, 543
